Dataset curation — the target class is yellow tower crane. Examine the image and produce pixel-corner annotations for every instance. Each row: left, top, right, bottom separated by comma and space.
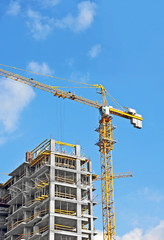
0, 67, 143, 240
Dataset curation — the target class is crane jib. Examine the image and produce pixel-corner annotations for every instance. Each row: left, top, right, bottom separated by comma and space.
0, 68, 142, 129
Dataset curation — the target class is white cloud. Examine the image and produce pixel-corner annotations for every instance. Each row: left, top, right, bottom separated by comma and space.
117, 228, 142, 240
144, 221, 164, 240
94, 230, 103, 240
26, 9, 54, 40
0, 78, 35, 133
75, 1, 97, 31
27, 61, 53, 75
88, 44, 102, 58
7, 1, 21, 16
95, 220, 164, 240
55, 1, 97, 32
26, 1, 96, 39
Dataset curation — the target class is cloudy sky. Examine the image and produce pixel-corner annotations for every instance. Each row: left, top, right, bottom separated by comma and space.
0, 0, 164, 239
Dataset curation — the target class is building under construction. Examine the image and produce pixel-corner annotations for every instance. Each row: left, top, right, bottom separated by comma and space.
0, 139, 97, 240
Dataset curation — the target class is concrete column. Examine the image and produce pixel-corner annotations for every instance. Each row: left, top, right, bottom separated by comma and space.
24, 227, 32, 237
33, 225, 39, 235
49, 139, 55, 240
89, 160, 95, 240
76, 145, 82, 240
75, 144, 80, 157
88, 159, 92, 173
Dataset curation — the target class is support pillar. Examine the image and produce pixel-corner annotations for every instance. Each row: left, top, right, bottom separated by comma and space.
76, 144, 82, 240
49, 139, 55, 240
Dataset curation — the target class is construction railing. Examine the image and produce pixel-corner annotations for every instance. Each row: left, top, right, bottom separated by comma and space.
31, 139, 50, 159
81, 164, 87, 171
55, 176, 75, 184
23, 197, 42, 207
55, 209, 76, 216
8, 209, 49, 231
11, 194, 48, 214
1, 194, 11, 203
55, 161, 75, 169
55, 224, 76, 232
15, 225, 49, 240
30, 154, 50, 171
2, 177, 14, 188
16, 172, 26, 182
55, 155, 76, 169
36, 180, 49, 189
82, 208, 89, 215
82, 223, 89, 230
81, 194, 89, 200
8, 195, 48, 215
55, 191, 76, 199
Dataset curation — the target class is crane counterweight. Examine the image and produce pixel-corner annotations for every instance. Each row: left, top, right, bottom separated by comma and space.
99, 106, 110, 117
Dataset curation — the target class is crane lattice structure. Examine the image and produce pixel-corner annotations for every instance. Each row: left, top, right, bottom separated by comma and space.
0, 68, 143, 240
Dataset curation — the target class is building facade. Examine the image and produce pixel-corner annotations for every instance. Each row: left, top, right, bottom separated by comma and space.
0, 139, 97, 240
0, 185, 8, 240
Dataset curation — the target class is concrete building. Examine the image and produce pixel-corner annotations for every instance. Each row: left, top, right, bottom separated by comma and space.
0, 139, 97, 240
0, 184, 8, 240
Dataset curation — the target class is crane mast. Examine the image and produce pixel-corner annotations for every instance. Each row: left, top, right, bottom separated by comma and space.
0, 68, 143, 240
99, 116, 116, 239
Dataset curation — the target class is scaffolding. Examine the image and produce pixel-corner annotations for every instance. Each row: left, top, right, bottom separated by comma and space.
0, 139, 97, 240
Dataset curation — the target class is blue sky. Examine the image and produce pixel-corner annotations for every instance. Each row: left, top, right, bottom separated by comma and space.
0, 0, 164, 239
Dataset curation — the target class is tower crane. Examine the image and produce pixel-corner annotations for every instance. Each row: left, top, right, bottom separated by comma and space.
0, 67, 143, 240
